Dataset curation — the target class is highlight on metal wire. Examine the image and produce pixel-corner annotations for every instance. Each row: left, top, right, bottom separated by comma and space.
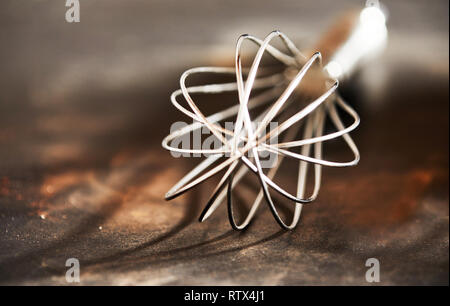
162, 30, 360, 230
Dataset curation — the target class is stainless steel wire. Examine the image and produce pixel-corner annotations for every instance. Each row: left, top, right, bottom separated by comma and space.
161, 29, 361, 230
162, 2, 388, 230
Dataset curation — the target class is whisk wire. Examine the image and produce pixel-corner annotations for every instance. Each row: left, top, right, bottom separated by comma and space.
162, 31, 360, 229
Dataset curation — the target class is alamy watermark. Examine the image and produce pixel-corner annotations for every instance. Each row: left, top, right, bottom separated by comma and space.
65, 258, 80, 283
365, 258, 380, 283
65, 0, 80, 23
169, 120, 279, 169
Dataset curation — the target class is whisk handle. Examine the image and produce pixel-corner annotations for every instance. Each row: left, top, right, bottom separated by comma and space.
316, 5, 388, 79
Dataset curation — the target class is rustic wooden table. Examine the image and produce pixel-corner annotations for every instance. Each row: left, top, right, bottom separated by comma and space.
0, 0, 448, 285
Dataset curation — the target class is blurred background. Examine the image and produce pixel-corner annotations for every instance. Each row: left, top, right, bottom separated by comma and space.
0, 0, 448, 285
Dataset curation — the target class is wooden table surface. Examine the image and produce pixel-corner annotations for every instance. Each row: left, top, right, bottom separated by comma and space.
0, 0, 448, 285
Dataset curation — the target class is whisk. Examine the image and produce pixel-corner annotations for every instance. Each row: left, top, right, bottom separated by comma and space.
162, 3, 388, 230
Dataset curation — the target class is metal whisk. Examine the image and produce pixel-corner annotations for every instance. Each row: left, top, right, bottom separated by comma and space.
162, 3, 387, 230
